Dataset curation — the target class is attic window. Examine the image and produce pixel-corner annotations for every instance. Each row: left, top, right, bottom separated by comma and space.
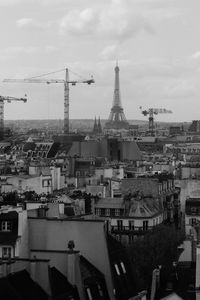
2, 246, 12, 259
86, 288, 93, 300
120, 262, 126, 274
115, 209, 120, 216
114, 264, 120, 276
97, 284, 103, 297
1, 221, 12, 232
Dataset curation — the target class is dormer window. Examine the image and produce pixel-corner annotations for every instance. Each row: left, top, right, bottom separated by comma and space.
97, 284, 103, 297
105, 209, 110, 216
114, 264, 120, 276
120, 261, 126, 274
2, 247, 12, 259
1, 221, 12, 232
86, 288, 92, 300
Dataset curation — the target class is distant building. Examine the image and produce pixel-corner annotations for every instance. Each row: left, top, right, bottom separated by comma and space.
0, 206, 28, 259
67, 137, 142, 162
185, 197, 200, 236
92, 116, 102, 135
169, 126, 183, 136
94, 194, 164, 243
188, 120, 200, 133
121, 174, 181, 226
23, 141, 60, 159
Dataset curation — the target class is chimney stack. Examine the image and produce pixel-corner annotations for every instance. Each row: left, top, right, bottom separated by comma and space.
66, 240, 85, 299
196, 245, 200, 289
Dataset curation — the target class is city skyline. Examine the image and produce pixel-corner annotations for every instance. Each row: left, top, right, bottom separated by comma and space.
1, 0, 200, 122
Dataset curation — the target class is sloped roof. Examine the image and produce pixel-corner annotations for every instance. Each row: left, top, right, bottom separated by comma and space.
80, 255, 104, 280
95, 197, 124, 209
161, 293, 183, 300
106, 235, 138, 299
79, 255, 110, 300
49, 266, 80, 300
0, 269, 48, 300
129, 198, 161, 218
155, 262, 196, 300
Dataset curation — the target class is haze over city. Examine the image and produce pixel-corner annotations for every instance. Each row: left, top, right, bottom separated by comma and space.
0, 0, 200, 122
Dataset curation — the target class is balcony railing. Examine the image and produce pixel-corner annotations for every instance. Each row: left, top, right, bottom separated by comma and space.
111, 225, 153, 235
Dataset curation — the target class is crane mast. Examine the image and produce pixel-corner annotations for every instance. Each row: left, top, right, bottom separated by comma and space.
4, 68, 94, 134
0, 96, 27, 140
139, 106, 172, 136
64, 69, 70, 134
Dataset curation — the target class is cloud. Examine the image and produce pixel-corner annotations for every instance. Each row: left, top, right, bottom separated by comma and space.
59, 8, 97, 35
0, 46, 38, 57
0, 0, 22, 6
44, 46, 58, 53
190, 51, 200, 60
100, 45, 119, 60
16, 18, 34, 27
0, 46, 58, 61
0, 0, 74, 6
59, 0, 182, 42
59, 1, 153, 41
16, 17, 52, 29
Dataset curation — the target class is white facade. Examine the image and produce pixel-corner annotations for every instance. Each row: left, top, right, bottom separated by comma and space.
185, 214, 200, 236
5, 175, 52, 194
110, 214, 163, 229
0, 207, 28, 259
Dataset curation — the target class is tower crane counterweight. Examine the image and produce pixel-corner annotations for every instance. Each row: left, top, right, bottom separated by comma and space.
139, 106, 172, 136
0, 95, 27, 140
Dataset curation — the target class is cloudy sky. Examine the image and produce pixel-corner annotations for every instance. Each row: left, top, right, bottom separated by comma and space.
0, 0, 200, 122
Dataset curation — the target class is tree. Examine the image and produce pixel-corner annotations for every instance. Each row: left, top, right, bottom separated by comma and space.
127, 224, 185, 291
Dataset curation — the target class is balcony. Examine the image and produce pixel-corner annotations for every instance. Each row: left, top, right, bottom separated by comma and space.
111, 225, 153, 235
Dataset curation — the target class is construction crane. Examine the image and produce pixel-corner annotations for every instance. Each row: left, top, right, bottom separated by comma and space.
139, 106, 172, 136
0, 95, 27, 140
3, 68, 95, 134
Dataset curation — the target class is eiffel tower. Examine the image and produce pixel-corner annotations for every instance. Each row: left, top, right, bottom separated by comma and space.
105, 63, 129, 130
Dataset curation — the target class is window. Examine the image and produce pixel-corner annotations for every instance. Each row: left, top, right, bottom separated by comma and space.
191, 207, 197, 214
97, 284, 103, 297
86, 288, 92, 300
1, 221, 12, 232
158, 184, 162, 194
95, 208, 101, 216
100, 208, 105, 216
117, 220, 123, 231
42, 179, 51, 187
115, 209, 120, 216
120, 262, 126, 274
129, 220, 134, 230
143, 220, 148, 231
105, 209, 110, 216
114, 264, 120, 276
110, 208, 115, 216
190, 218, 197, 226
2, 247, 12, 259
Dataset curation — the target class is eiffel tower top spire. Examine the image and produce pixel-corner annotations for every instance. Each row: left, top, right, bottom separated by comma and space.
105, 63, 129, 130
113, 62, 122, 108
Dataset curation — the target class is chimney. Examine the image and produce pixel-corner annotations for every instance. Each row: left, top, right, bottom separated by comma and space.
150, 268, 161, 300
191, 233, 197, 262
0, 262, 5, 278
6, 261, 14, 275
66, 240, 84, 299
30, 256, 37, 281
196, 245, 200, 289
66, 240, 79, 285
